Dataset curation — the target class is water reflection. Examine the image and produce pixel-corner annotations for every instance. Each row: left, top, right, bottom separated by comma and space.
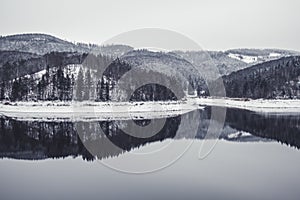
0, 107, 299, 161
224, 108, 300, 148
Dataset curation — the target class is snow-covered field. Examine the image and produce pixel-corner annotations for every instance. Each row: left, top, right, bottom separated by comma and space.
0, 98, 299, 121
0, 100, 202, 121
228, 53, 259, 64
196, 97, 300, 114
227, 52, 283, 64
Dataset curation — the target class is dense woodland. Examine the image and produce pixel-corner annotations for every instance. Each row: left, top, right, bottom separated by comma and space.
0, 51, 192, 102
222, 56, 300, 99
0, 53, 115, 101
0, 50, 300, 101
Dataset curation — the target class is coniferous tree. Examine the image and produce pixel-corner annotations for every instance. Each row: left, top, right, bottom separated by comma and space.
0, 82, 5, 100
99, 76, 108, 101
76, 68, 84, 101
11, 79, 20, 101
70, 74, 75, 100
51, 74, 57, 100
57, 67, 65, 101
65, 74, 72, 100
83, 69, 92, 100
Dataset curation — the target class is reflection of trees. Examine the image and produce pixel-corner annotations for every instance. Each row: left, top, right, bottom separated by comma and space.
74, 116, 181, 160
0, 118, 93, 161
0, 115, 181, 161
0, 108, 299, 161
224, 108, 300, 149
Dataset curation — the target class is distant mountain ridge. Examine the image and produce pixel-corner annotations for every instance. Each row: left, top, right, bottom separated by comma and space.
0, 33, 133, 57
175, 49, 300, 76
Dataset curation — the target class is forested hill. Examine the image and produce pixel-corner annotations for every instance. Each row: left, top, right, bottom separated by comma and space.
1, 51, 300, 102
1, 33, 300, 101
0, 33, 133, 57
0, 52, 114, 102
222, 56, 300, 99
0, 49, 208, 102
0, 51, 87, 82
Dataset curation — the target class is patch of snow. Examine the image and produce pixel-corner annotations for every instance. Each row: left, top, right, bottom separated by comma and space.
0, 100, 203, 122
133, 47, 170, 53
24, 69, 47, 80
228, 53, 258, 64
227, 131, 252, 139
197, 97, 300, 114
269, 53, 281, 57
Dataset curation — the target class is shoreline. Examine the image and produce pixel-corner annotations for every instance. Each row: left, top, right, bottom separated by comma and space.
196, 98, 300, 113
0, 98, 300, 121
0, 100, 202, 121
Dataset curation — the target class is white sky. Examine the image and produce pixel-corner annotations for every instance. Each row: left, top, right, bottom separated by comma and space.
1, 0, 299, 51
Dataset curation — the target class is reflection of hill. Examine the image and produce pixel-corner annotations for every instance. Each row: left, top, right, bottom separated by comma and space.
0, 115, 181, 161
224, 108, 300, 149
0, 107, 299, 161
0, 118, 94, 161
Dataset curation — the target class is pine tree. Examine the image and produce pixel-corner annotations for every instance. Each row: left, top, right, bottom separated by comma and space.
0, 82, 5, 100
65, 74, 72, 100
99, 76, 109, 101
11, 79, 20, 101
51, 74, 57, 100
76, 68, 84, 101
83, 69, 92, 100
57, 67, 65, 100
70, 74, 75, 100
106, 78, 110, 101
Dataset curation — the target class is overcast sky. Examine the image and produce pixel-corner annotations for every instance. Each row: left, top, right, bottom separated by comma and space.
1, 0, 299, 51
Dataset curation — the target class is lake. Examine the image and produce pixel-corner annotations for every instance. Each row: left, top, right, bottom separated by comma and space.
0, 107, 300, 200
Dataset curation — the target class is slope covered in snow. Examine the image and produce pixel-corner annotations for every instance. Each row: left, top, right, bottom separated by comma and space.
226, 48, 300, 64
174, 50, 248, 76
0, 33, 133, 57
0, 100, 202, 121
120, 50, 203, 82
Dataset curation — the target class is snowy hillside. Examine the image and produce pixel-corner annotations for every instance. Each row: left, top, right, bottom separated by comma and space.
226, 48, 300, 64
175, 49, 300, 76
121, 50, 203, 83
1, 33, 300, 102
0, 51, 40, 66
223, 56, 300, 99
117, 50, 207, 99
0, 33, 133, 57
174, 50, 248, 76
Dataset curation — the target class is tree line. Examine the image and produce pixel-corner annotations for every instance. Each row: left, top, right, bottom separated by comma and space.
223, 56, 300, 99
0, 53, 115, 102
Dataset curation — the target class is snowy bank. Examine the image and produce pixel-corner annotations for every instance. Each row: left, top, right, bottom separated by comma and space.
0, 98, 300, 121
197, 98, 300, 114
0, 100, 202, 121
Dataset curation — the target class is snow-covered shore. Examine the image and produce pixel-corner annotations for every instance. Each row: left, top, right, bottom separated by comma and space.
0, 100, 202, 121
0, 98, 299, 121
196, 97, 300, 114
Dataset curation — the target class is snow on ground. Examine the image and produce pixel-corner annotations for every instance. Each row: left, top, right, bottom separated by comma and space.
0, 98, 300, 121
196, 97, 300, 114
0, 100, 202, 121
269, 53, 281, 57
24, 69, 46, 80
227, 131, 252, 139
227, 53, 283, 64
227, 53, 259, 64
133, 47, 170, 52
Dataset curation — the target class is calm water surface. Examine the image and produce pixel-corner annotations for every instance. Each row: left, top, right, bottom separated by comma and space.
0, 107, 300, 200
